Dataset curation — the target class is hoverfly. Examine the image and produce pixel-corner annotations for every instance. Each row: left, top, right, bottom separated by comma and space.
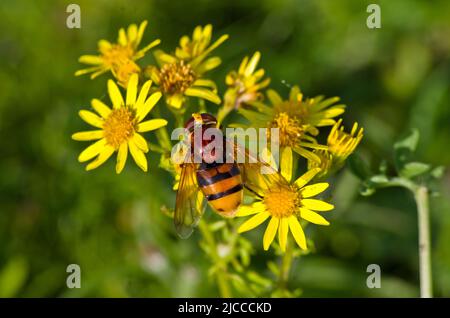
173, 113, 287, 238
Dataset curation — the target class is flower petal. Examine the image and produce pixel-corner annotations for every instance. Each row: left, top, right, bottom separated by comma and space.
137, 119, 168, 133
166, 94, 184, 109
108, 80, 124, 109
301, 183, 329, 198
78, 55, 103, 65
236, 202, 265, 217
126, 73, 139, 106
115, 142, 128, 174
132, 133, 149, 153
72, 130, 104, 141
294, 168, 321, 188
135, 80, 152, 109
238, 211, 270, 233
91, 99, 111, 119
128, 139, 148, 172
288, 216, 307, 250
278, 218, 289, 252
245, 51, 260, 76
299, 208, 330, 225
263, 217, 279, 250
185, 87, 221, 104
78, 138, 107, 162
79, 110, 104, 128
86, 145, 115, 171
137, 92, 162, 121
301, 199, 334, 211
281, 147, 293, 182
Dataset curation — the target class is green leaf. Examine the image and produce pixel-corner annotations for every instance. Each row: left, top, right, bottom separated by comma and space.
394, 129, 420, 152
400, 162, 430, 179
394, 129, 420, 173
430, 166, 445, 179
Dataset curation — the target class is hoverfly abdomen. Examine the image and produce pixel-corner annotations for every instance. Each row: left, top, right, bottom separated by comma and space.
196, 162, 243, 217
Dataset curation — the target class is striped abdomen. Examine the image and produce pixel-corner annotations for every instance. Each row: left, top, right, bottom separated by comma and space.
196, 162, 243, 217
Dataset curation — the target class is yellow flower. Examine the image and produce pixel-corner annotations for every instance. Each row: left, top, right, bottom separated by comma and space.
72, 74, 167, 173
328, 119, 363, 161
146, 25, 228, 109
75, 21, 160, 86
224, 51, 270, 109
237, 149, 334, 251
308, 119, 363, 177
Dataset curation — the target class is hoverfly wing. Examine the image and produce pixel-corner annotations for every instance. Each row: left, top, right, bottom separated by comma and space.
224, 138, 288, 199
174, 163, 206, 238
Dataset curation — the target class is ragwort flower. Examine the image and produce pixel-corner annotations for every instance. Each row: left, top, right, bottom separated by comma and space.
238, 85, 345, 162
72, 74, 167, 173
308, 119, 364, 177
237, 149, 334, 251
75, 21, 160, 87
146, 25, 228, 109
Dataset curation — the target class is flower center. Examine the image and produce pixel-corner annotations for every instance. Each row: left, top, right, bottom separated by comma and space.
101, 45, 134, 66
159, 61, 196, 95
112, 59, 141, 86
263, 184, 299, 218
103, 107, 136, 148
269, 112, 304, 148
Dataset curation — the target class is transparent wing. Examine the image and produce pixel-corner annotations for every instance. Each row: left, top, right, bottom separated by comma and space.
224, 139, 288, 198
174, 163, 206, 238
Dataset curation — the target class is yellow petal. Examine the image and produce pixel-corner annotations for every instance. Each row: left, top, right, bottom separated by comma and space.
236, 202, 265, 217
74, 66, 103, 76
78, 138, 107, 162
118, 28, 127, 46
135, 80, 152, 109
301, 199, 334, 211
126, 74, 139, 106
72, 130, 104, 141
115, 142, 128, 174
185, 87, 221, 104
238, 211, 270, 233
263, 217, 279, 250
278, 218, 289, 252
137, 92, 162, 121
86, 145, 115, 171
192, 79, 217, 90
129, 139, 148, 172
132, 133, 149, 153
195, 56, 221, 74
78, 55, 103, 65
299, 208, 330, 225
166, 94, 184, 109
301, 183, 329, 198
288, 216, 307, 250
294, 168, 321, 188
108, 80, 124, 109
136, 20, 148, 46
135, 39, 161, 59
91, 99, 111, 119
281, 147, 293, 182
79, 110, 104, 128
127, 24, 138, 43
245, 51, 260, 76
137, 119, 168, 132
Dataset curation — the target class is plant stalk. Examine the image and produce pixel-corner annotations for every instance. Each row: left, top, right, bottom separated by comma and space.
278, 238, 294, 292
414, 186, 433, 298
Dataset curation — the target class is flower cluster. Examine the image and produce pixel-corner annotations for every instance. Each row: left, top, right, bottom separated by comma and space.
72, 21, 363, 253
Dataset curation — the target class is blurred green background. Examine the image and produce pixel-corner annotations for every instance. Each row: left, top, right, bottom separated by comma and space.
0, 0, 449, 297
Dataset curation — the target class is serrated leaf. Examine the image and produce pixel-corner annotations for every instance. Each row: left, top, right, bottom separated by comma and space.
400, 162, 430, 179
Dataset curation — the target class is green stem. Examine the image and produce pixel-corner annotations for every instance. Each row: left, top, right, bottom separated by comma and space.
278, 238, 294, 292
414, 186, 433, 298
198, 220, 232, 298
